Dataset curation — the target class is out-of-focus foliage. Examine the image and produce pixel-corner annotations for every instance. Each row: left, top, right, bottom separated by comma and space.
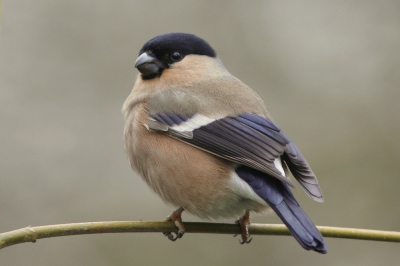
1, 1, 399, 265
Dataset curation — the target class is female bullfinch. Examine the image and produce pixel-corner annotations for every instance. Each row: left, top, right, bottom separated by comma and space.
122, 33, 327, 253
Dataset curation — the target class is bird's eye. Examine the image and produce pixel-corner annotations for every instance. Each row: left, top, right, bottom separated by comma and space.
170, 51, 183, 62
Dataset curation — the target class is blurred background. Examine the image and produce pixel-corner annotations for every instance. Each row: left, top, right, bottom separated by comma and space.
1, 1, 400, 265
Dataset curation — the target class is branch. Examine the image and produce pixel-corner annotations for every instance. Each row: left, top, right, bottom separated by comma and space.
1, 221, 400, 250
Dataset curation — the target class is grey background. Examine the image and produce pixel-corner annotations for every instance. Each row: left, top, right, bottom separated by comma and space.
1, 1, 400, 265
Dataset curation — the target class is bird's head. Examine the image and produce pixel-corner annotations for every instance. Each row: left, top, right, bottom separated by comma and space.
135, 33, 217, 80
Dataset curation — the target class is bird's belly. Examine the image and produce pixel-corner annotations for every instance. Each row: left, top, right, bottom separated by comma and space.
126, 121, 267, 219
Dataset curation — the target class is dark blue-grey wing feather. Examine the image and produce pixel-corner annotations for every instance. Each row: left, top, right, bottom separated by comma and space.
148, 113, 323, 201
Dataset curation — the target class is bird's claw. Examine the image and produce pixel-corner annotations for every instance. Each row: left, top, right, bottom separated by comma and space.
233, 232, 252, 244
235, 211, 252, 245
238, 236, 252, 244
163, 207, 185, 242
163, 231, 183, 241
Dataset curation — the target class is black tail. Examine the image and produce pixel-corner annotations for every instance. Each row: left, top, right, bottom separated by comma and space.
236, 166, 327, 254
268, 185, 327, 253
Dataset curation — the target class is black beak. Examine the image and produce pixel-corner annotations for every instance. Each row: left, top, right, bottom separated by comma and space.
135, 52, 164, 79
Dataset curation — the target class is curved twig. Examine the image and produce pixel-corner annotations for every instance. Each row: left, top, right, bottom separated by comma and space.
1, 221, 400, 250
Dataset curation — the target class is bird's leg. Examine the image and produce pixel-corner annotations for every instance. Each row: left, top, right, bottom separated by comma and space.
163, 207, 185, 241
235, 211, 252, 244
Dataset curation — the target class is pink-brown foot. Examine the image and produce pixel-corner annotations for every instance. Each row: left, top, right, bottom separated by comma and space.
163, 207, 185, 241
235, 211, 252, 244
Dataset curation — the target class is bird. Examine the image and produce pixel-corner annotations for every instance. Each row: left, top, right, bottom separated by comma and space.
122, 33, 327, 254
